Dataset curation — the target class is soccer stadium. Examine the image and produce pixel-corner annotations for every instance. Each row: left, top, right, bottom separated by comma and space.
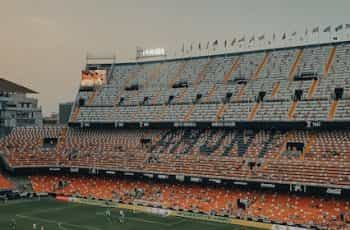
2, 1, 350, 230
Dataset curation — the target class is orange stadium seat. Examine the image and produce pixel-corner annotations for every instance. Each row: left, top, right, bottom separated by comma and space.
30, 174, 350, 228
0, 173, 13, 189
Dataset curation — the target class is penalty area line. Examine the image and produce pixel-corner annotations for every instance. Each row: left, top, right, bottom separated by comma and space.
126, 216, 177, 226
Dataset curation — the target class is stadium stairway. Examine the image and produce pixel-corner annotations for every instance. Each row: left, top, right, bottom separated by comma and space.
182, 58, 215, 111
194, 58, 214, 85
300, 133, 316, 160
204, 85, 217, 103
223, 58, 240, 84
87, 91, 97, 106
325, 46, 338, 121
248, 102, 261, 121
235, 53, 269, 101
252, 52, 270, 80
270, 82, 280, 99
324, 46, 337, 76
183, 104, 197, 121
215, 57, 242, 120
235, 85, 246, 101
276, 132, 293, 159
214, 103, 228, 122
307, 78, 319, 99
114, 65, 142, 104
169, 61, 187, 87
173, 62, 192, 102
287, 100, 298, 120
70, 107, 80, 123
328, 100, 339, 121
307, 46, 336, 99
288, 49, 304, 81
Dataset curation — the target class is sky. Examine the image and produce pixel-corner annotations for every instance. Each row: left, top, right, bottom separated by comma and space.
0, 0, 349, 115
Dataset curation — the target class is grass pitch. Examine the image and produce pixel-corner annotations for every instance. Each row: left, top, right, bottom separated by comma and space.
0, 198, 258, 230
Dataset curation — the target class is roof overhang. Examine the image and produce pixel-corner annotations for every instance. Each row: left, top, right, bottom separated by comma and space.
0, 78, 38, 94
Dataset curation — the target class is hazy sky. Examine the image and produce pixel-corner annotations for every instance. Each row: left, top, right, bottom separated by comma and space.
0, 0, 349, 115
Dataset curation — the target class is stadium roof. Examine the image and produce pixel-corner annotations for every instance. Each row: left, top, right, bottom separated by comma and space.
0, 78, 38, 94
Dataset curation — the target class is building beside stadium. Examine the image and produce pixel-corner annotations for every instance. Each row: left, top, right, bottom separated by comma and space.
0, 78, 42, 136
58, 102, 73, 125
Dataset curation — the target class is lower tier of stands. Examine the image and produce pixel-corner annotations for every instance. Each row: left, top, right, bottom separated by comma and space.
2, 127, 350, 188
30, 174, 350, 229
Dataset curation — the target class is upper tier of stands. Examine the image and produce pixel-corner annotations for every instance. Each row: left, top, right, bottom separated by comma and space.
73, 41, 350, 124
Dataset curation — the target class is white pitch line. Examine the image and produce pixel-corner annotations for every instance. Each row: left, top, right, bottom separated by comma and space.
96, 211, 186, 227
126, 216, 176, 226
0, 199, 44, 206
169, 219, 187, 226
16, 214, 102, 230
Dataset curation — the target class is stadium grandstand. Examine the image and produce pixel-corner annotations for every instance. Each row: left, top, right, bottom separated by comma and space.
3, 32, 350, 229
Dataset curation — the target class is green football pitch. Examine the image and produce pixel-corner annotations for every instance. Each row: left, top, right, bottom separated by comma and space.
0, 198, 259, 230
